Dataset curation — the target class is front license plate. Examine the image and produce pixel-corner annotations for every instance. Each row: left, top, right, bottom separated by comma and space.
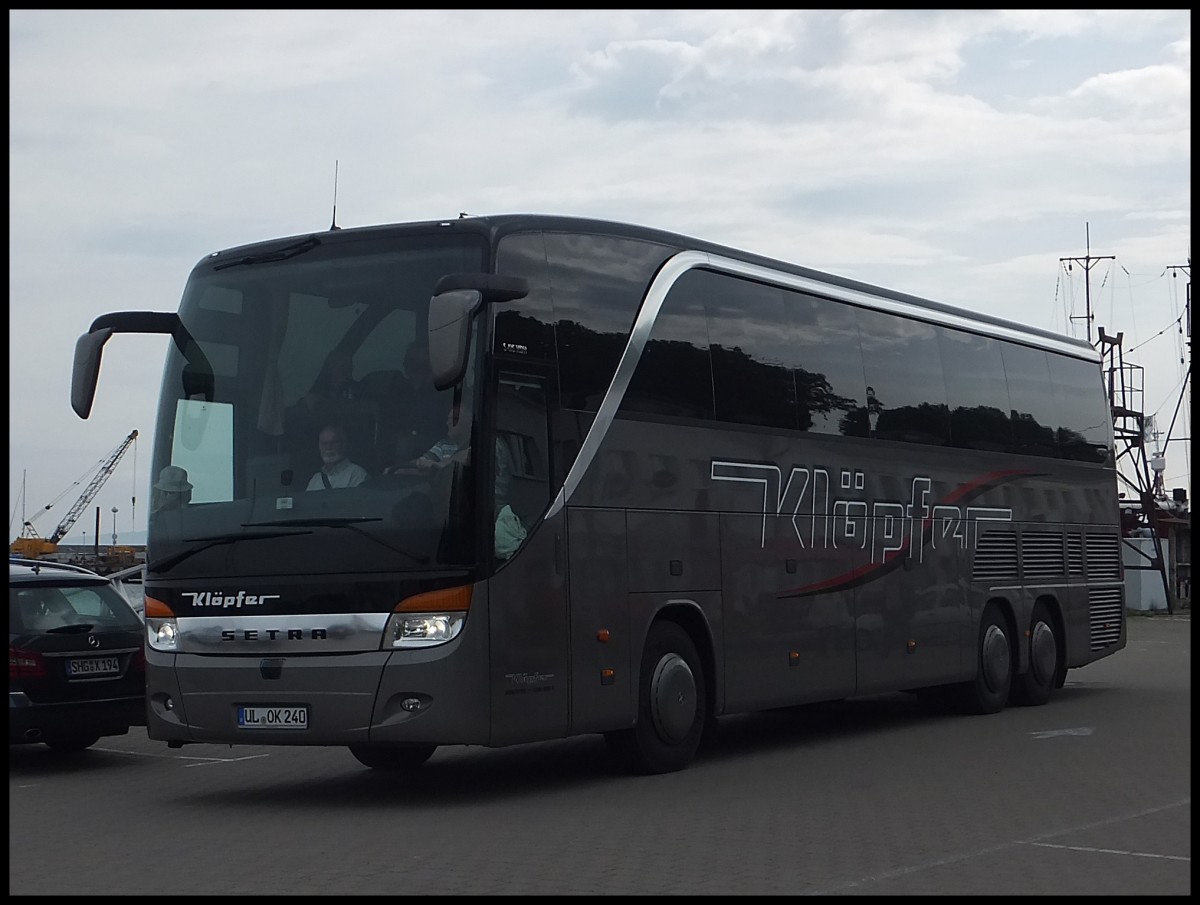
237, 705, 309, 729
68, 656, 121, 677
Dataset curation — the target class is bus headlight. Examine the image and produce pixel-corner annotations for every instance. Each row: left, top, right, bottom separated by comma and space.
384, 584, 472, 649
383, 612, 465, 649
147, 617, 179, 652
144, 596, 178, 652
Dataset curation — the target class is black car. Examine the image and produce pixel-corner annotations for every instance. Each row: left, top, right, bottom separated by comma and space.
9, 556, 146, 752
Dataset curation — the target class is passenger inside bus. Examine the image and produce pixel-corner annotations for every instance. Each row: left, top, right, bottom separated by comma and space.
379, 404, 525, 558
152, 464, 193, 512
306, 423, 369, 490
286, 350, 380, 477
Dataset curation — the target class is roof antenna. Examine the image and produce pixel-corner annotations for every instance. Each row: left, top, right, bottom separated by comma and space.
329, 160, 341, 231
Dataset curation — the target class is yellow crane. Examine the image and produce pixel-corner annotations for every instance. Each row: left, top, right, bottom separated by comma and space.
11, 429, 139, 559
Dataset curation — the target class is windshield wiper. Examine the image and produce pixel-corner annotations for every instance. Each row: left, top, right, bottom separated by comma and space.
213, 235, 320, 271
147, 529, 312, 573
246, 516, 429, 565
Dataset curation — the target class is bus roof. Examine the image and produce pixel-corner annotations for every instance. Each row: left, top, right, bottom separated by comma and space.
200, 212, 1095, 357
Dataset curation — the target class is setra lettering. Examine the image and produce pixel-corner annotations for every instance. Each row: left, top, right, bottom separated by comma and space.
220, 628, 329, 642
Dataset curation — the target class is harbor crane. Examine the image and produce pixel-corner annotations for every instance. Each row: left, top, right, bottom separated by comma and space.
11, 429, 139, 559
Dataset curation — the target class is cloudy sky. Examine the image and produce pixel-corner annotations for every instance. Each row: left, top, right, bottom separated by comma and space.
8, 9, 1192, 545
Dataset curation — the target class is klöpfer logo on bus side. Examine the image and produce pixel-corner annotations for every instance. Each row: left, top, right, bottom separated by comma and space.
711, 460, 1033, 598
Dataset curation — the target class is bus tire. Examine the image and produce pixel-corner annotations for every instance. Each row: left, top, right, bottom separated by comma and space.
960, 605, 1012, 715
1054, 664, 1068, 689
605, 621, 707, 775
1010, 601, 1060, 707
348, 743, 437, 771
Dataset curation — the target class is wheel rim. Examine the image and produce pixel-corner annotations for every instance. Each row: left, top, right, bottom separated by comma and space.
1029, 620, 1057, 686
649, 652, 696, 743
980, 622, 1011, 693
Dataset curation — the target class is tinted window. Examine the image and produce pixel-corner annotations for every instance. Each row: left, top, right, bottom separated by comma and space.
937, 328, 1012, 452
545, 233, 673, 412
704, 272, 797, 429
1001, 343, 1057, 457
494, 231, 557, 362
623, 268, 714, 419
493, 371, 551, 562
1049, 354, 1113, 463
855, 308, 949, 445
12, 583, 142, 632
781, 292, 867, 436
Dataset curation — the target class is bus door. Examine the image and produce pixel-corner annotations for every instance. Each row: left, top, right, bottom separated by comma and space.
485, 370, 569, 745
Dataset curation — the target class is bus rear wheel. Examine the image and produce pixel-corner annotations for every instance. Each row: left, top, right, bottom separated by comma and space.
348, 743, 437, 771
1010, 601, 1061, 707
959, 605, 1012, 714
605, 621, 707, 775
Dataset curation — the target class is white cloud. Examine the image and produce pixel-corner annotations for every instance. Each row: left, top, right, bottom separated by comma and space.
8, 9, 1192, 537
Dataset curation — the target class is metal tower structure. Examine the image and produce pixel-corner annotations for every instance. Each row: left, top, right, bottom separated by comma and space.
1097, 327, 1173, 612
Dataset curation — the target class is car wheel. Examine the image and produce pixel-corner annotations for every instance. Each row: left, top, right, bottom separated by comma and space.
605, 621, 707, 775
1010, 601, 1061, 707
348, 743, 437, 770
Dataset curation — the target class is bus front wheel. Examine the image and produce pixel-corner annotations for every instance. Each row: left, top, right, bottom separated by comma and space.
348, 743, 437, 771
605, 621, 707, 775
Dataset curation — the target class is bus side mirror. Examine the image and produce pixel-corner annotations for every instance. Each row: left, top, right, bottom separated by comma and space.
71, 328, 114, 419
428, 289, 484, 391
70, 310, 209, 418
427, 274, 528, 390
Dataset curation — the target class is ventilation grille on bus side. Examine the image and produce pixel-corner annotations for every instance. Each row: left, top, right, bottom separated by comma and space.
972, 530, 1018, 582
1088, 586, 1124, 650
1021, 531, 1064, 580
1086, 534, 1122, 580
1066, 532, 1084, 576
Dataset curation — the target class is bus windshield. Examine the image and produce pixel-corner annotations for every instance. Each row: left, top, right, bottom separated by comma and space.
147, 232, 488, 578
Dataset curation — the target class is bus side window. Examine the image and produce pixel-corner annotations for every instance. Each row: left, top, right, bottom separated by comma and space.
494, 374, 550, 560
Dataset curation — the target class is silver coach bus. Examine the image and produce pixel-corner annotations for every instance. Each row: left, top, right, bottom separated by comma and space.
70, 214, 1125, 774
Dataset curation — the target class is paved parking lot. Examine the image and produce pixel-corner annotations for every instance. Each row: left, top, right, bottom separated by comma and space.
9, 612, 1190, 895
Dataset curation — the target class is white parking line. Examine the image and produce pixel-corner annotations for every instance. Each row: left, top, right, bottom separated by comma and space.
804, 799, 1190, 894
91, 745, 175, 759
91, 744, 272, 766
1030, 727, 1094, 738
182, 753, 272, 767
1030, 842, 1189, 862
